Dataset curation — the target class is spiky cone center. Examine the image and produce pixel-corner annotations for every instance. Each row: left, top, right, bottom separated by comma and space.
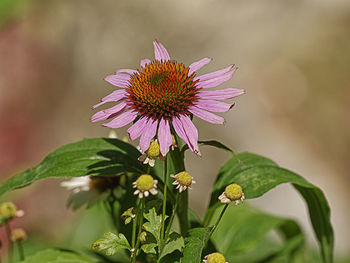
175, 171, 193, 186
0, 202, 17, 219
205, 252, 226, 263
225, 183, 243, 201
136, 174, 155, 191
146, 141, 160, 159
126, 60, 200, 120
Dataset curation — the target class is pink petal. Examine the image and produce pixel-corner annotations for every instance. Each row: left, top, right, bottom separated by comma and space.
188, 57, 212, 75
194, 100, 233, 113
91, 101, 128, 122
102, 110, 138, 128
116, 69, 137, 75
140, 59, 151, 68
197, 69, 236, 89
172, 115, 200, 156
139, 118, 158, 152
104, 74, 131, 88
153, 40, 170, 61
158, 119, 172, 156
195, 65, 235, 82
93, 90, 127, 109
128, 116, 148, 140
197, 88, 245, 100
189, 106, 225, 124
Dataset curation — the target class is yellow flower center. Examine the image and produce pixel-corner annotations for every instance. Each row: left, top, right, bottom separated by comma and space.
146, 141, 160, 159
206, 252, 226, 263
171, 135, 177, 146
11, 228, 27, 242
136, 174, 155, 191
176, 171, 192, 186
0, 202, 17, 219
225, 183, 243, 201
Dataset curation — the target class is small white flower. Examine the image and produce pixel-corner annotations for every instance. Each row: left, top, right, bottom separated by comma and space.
138, 140, 162, 167
218, 183, 245, 205
171, 171, 195, 193
132, 174, 158, 199
60, 176, 91, 193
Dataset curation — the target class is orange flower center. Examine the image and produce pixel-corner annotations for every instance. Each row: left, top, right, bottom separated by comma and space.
126, 61, 200, 120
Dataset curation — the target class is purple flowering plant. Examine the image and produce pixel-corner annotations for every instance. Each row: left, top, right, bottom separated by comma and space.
0, 41, 333, 263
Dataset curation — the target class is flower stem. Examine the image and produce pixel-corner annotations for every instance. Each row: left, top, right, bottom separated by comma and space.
131, 198, 145, 263
164, 193, 179, 244
108, 191, 119, 230
131, 205, 138, 248
207, 204, 229, 244
5, 223, 13, 263
17, 241, 25, 261
160, 158, 168, 250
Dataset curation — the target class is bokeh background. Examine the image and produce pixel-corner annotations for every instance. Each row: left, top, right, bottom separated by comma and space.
0, 0, 349, 261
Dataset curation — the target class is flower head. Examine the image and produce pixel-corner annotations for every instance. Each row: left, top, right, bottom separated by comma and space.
0, 202, 24, 220
218, 183, 245, 205
171, 171, 195, 192
92, 41, 244, 157
133, 174, 158, 198
11, 228, 27, 242
203, 252, 228, 263
138, 139, 162, 166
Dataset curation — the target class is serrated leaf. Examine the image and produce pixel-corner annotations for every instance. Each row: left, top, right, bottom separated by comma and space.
159, 232, 184, 260
143, 208, 168, 242
21, 249, 96, 263
92, 232, 131, 256
181, 227, 211, 263
205, 152, 333, 263
0, 138, 145, 196
141, 243, 158, 254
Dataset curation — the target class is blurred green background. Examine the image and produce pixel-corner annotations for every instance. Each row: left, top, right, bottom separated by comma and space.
0, 0, 349, 262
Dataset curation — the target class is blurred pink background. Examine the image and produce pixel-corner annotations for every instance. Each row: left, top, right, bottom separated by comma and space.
0, 0, 349, 259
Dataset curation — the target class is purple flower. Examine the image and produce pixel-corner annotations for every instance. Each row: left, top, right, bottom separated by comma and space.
92, 41, 244, 156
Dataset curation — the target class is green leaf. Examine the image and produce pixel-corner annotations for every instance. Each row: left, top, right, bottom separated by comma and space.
141, 242, 158, 254
182, 140, 234, 154
143, 207, 168, 243
92, 232, 131, 256
0, 138, 145, 196
159, 232, 185, 260
21, 249, 96, 263
181, 227, 211, 263
210, 204, 304, 262
205, 152, 334, 263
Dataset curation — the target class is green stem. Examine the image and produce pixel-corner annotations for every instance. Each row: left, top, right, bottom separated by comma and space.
5, 223, 13, 263
131, 198, 145, 263
108, 191, 119, 230
17, 241, 25, 261
164, 193, 179, 243
206, 204, 229, 244
160, 158, 168, 250
131, 206, 138, 248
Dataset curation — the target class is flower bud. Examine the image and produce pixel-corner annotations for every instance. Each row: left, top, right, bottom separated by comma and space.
11, 228, 27, 242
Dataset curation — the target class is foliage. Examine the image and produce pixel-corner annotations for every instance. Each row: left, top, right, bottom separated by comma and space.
0, 138, 334, 263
